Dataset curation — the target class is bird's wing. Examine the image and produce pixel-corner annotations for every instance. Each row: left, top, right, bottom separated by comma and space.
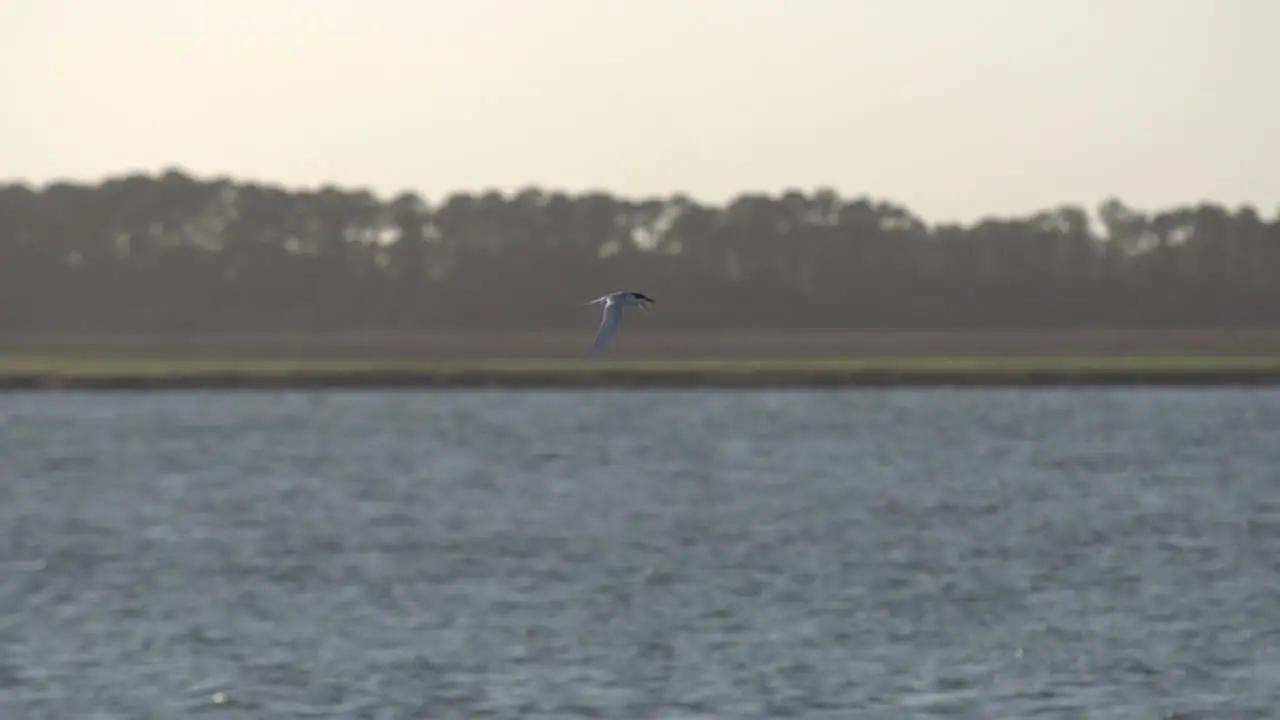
588, 302, 624, 355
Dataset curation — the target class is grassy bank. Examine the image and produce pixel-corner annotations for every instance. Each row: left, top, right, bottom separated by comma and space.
3, 354, 1280, 389
8, 328, 1280, 359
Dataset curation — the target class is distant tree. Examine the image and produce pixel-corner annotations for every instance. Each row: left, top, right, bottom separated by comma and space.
1, 169, 1277, 335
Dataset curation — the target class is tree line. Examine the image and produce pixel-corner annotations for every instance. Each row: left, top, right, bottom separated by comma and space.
2, 169, 1277, 335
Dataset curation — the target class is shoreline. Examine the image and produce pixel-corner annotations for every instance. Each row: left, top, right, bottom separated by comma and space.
4, 351, 1280, 390
4, 369, 1280, 390
7, 328, 1280, 360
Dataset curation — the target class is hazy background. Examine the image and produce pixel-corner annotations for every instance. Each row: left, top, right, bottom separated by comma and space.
3, 0, 1276, 224
2, 0, 1278, 353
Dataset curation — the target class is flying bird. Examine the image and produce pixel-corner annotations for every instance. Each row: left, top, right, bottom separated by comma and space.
582, 291, 656, 356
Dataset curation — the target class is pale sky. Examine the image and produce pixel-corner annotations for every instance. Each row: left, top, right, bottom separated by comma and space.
2, 0, 1276, 223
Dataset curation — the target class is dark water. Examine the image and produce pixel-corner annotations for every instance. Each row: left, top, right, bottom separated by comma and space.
1, 389, 1278, 719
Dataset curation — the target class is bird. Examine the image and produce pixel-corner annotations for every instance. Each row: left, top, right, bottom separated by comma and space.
582, 291, 656, 356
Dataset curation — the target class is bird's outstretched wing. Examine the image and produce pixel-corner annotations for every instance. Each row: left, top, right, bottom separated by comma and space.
588, 302, 624, 356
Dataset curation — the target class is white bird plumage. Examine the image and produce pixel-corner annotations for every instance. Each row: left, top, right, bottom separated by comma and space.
582, 291, 656, 356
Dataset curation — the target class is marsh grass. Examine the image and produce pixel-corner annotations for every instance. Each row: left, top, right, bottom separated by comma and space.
3, 354, 1279, 380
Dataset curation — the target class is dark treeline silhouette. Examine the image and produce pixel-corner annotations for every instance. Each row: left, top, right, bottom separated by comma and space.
2, 168, 1278, 336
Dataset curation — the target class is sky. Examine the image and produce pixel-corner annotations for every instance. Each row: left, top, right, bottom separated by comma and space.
1, 0, 1276, 224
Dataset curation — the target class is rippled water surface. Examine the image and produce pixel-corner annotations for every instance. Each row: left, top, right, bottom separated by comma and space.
2, 389, 1279, 718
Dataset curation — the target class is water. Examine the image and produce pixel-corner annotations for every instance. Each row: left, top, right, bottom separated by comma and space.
1, 389, 1278, 719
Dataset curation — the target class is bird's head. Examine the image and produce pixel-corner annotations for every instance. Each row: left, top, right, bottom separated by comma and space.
633, 293, 655, 310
